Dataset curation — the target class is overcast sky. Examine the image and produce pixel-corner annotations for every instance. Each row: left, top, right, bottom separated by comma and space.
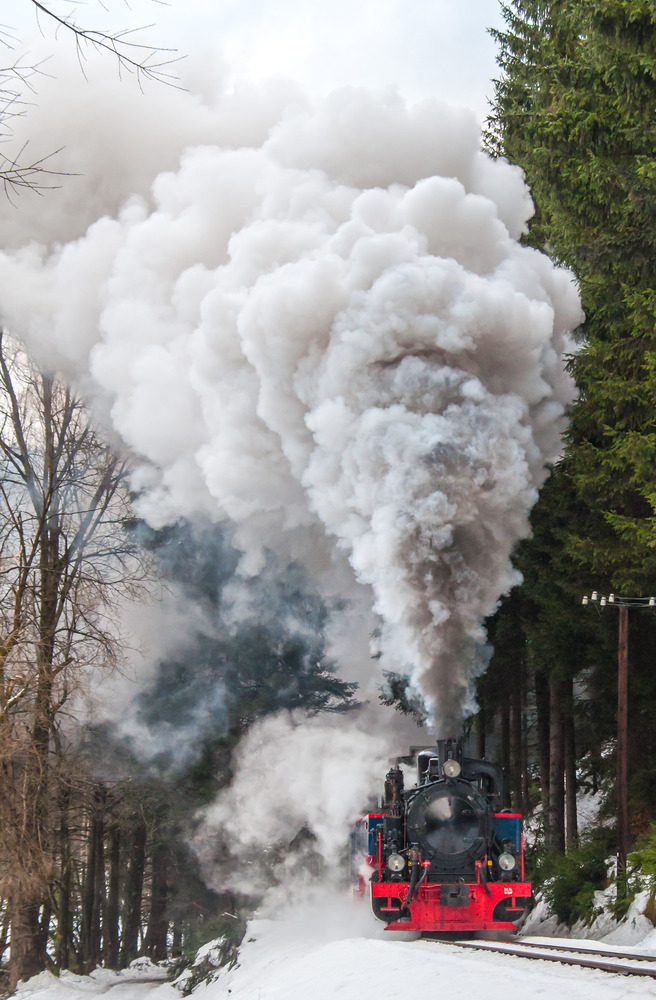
8, 0, 506, 118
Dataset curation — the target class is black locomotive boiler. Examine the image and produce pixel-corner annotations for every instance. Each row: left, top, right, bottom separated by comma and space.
351, 738, 532, 933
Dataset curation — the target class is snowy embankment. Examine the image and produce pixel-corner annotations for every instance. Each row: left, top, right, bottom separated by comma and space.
16, 890, 656, 1000
524, 887, 656, 945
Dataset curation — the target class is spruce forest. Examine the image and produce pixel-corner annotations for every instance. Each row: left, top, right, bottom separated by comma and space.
1, 0, 656, 990
480, 0, 656, 920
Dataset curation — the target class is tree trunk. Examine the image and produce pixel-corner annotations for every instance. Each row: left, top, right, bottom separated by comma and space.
499, 699, 511, 808
521, 659, 530, 807
146, 840, 169, 962
9, 898, 44, 989
38, 901, 51, 959
0, 906, 10, 966
103, 822, 121, 969
535, 668, 550, 824
171, 922, 183, 960
81, 788, 105, 971
120, 823, 147, 967
564, 676, 578, 851
9, 678, 53, 985
510, 676, 523, 812
93, 790, 106, 969
57, 785, 72, 969
548, 675, 565, 854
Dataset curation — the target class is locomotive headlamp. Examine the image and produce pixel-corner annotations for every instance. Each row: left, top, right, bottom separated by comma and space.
443, 759, 461, 778
387, 853, 406, 872
498, 852, 516, 871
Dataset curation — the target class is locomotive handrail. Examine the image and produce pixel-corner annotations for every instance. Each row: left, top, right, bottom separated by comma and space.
480, 855, 491, 895
415, 860, 431, 897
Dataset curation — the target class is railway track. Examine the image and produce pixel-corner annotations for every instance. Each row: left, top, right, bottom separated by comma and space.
427, 937, 656, 979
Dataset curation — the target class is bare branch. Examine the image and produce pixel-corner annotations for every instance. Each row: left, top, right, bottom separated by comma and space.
28, 1, 181, 87
0, 2, 180, 195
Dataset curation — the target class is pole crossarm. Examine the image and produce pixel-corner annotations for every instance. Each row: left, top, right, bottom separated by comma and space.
582, 592, 656, 607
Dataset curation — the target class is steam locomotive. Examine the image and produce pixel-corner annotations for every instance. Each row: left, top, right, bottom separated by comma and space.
351, 738, 532, 933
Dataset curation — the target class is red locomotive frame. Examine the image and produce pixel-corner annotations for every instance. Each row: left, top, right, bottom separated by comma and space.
355, 811, 531, 932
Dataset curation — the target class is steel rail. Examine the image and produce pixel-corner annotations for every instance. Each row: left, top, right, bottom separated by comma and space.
425, 938, 656, 978
511, 939, 656, 963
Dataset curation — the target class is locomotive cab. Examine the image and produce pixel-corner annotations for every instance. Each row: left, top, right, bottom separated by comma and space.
353, 738, 532, 934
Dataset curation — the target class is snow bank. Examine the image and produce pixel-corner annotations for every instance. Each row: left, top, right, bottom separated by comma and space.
16, 963, 176, 1000
524, 887, 656, 948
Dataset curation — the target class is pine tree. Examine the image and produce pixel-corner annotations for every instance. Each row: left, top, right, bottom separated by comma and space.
490, 0, 656, 588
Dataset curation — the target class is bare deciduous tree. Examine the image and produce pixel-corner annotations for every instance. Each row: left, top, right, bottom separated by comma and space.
0, 330, 149, 986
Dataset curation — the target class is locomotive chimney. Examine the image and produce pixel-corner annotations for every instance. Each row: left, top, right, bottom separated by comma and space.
437, 737, 464, 777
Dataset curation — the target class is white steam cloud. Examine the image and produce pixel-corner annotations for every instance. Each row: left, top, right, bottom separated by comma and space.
194, 712, 389, 883
0, 78, 582, 732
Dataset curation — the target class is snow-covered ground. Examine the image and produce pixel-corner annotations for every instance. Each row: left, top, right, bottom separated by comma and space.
16, 889, 656, 1000
16, 964, 177, 1000
205, 890, 656, 1000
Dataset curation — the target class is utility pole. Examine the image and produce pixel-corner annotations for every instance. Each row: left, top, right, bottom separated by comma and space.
617, 604, 628, 892
582, 592, 655, 900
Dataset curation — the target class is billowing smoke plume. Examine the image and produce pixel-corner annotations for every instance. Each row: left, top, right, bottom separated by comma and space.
0, 81, 582, 732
